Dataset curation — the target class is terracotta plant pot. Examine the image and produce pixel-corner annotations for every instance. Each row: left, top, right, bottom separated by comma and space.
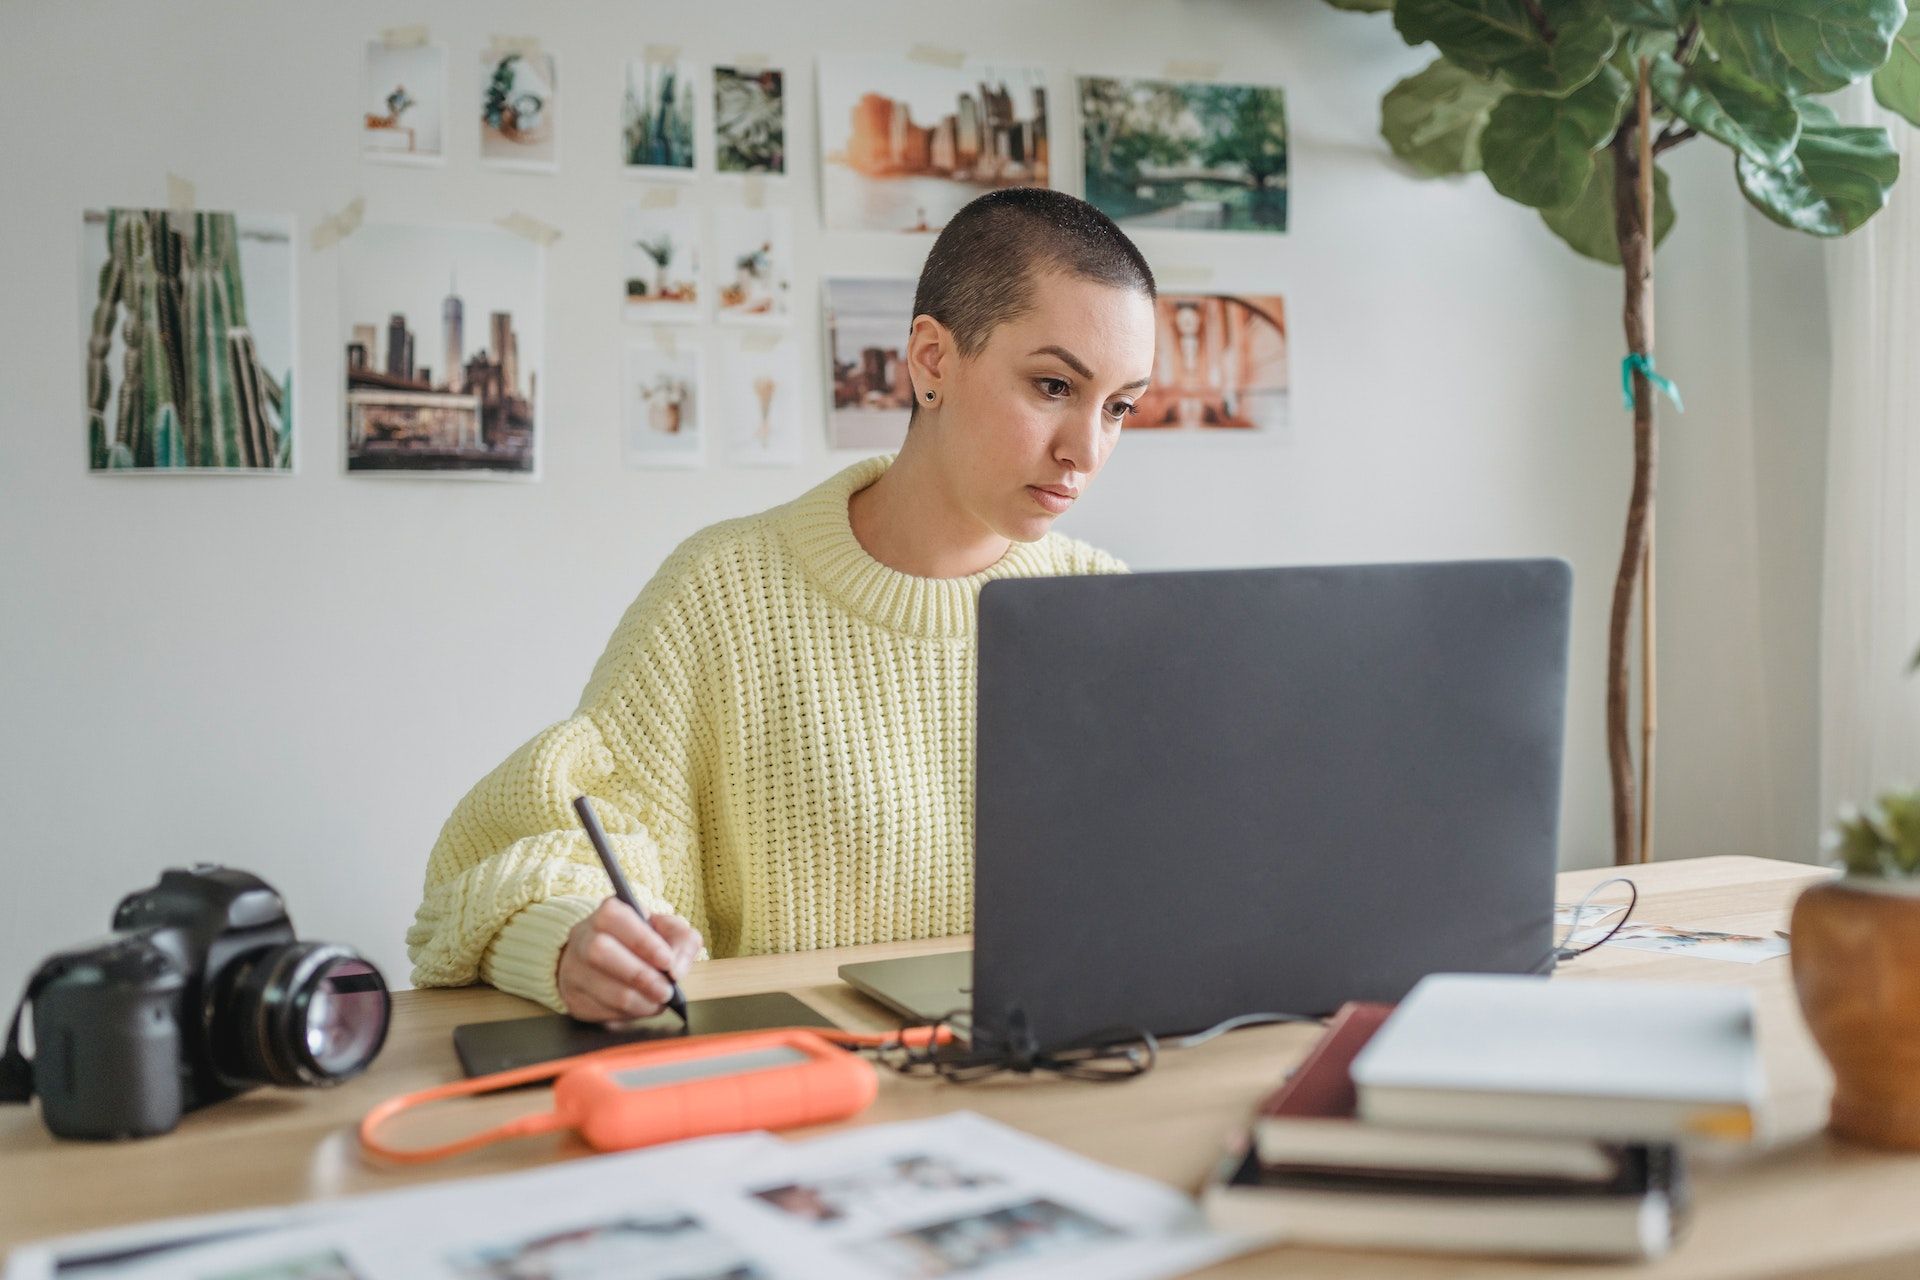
1790, 876, 1920, 1149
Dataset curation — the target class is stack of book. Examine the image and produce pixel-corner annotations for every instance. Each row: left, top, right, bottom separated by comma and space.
1204, 974, 1765, 1262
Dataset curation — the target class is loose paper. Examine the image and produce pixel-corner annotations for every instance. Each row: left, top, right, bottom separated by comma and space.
42, 1116, 1245, 1280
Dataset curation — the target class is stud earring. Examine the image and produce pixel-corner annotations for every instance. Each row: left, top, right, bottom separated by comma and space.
924, 390, 936, 402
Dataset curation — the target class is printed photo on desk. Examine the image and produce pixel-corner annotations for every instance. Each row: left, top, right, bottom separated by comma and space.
731, 1114, 1237, 1279
87, 1225, 375, 1279
753, 1152, 1004, 1230
68, 1117, 1232, 1280
446, 1209, 743, 1280
854, 1199, 1121, 1277
340, 223, 542, 478
361, 38, 446, 165
822, 277, 915, 450
1079, 75, 1289, 233
1553, 900, 1628, 931
622, 203, 702, 324
207, 1247, 364, 1279
479, 48, 558, 172
1573, 922, 1791, 964
82, 208, 294, 473
1131, 293, 1289, 433
817, 53, 1049, 233
624, 52, 697, 177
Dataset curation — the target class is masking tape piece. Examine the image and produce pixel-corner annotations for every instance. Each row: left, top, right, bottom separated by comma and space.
486, 34, 542, 61
731, 53, 770, 73
497, 212, 561, 246
1164, 58, 1224, 81
641, 187, 680, 208
310, 196, 366, 250
908, 44, 965, 69
654, 327, 679, 355
742, 331, 782, 352
742, 174, 766, 207
166, 173, 196, 214
645, 43, 682, 63
1156, 264, 1215, 289
380, 24, 429, 49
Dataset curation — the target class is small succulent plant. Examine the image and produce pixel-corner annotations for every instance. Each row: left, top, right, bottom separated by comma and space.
1829, 791, 1920, 878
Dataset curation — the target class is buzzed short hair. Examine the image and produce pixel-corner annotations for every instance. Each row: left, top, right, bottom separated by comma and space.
911, 187, 1157, 361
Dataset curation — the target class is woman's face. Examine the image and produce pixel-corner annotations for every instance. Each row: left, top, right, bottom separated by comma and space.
910, 273, 1157, 544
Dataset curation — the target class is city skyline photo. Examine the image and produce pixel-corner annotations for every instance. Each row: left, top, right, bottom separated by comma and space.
339, 222, 543, 476
823, 276, 915, 449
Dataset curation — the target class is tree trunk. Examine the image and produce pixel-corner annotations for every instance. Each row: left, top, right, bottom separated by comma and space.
1607, 68, 1660, 866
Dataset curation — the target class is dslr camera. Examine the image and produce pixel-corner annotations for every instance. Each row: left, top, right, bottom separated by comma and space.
0, 865, 390, 1139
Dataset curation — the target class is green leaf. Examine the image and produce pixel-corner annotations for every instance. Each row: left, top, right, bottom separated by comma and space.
1603, 0, 1695, 28
1395, 0, 1619, 95
1702, 0, 1905, 96
1324, 0, 1394, 9
1482, 66, 1631, 208
1380, 58, 1506, 174
1610, 27, 1680, 76
1539, 154, 1676, 263
1737, 98, 1900, 235
1873, 10, 1920, 126
1650, 52, 1800, 166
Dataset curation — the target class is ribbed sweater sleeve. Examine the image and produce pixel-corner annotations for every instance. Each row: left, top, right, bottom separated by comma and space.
406, 456, 1131, 1005
406, 557, 711, 1013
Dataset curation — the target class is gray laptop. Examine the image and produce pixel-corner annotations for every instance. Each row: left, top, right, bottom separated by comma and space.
839, 559, 1572, 1053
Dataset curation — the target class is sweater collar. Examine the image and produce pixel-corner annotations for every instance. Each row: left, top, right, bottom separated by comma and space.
778, 454, 1058, 638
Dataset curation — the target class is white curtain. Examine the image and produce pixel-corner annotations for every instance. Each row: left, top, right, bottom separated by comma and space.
1821, 86, 1920, 819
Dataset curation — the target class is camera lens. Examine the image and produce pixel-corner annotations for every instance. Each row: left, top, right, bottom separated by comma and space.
214, 943, 390, 1087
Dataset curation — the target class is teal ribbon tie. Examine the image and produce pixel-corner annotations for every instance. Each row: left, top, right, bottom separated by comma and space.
1621, 352, 1683, 413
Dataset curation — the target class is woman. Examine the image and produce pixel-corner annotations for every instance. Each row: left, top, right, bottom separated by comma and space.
407, 188, 1158, 1022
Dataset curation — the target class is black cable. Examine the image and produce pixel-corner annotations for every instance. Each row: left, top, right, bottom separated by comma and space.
859, 1007, 1325, 1084
1169, 1011, 1326, 1048
858, 1008, 1156, 1083
1553, 876, 1639, 961
857, 885, 1642, 1083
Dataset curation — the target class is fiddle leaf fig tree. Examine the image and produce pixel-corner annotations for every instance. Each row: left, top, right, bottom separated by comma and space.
1330, 0, 1909, 865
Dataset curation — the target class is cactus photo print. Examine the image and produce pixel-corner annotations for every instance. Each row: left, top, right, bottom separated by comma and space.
624, 53, 696, 178
82, 208, 295, 473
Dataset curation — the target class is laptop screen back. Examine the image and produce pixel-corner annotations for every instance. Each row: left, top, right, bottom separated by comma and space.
971, 559, 1572, 1053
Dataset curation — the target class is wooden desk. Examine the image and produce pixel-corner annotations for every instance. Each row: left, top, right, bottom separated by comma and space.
2, 855, 1912, 1278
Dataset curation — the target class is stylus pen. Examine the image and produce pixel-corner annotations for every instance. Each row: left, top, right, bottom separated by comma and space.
572, 795, 689, 1026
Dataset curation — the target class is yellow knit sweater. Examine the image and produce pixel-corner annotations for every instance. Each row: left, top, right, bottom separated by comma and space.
407, 454, 1126, 1012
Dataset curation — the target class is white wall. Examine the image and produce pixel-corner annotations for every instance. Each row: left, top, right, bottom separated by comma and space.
0, 0, 1819, 995
1744, 218, 1831, 862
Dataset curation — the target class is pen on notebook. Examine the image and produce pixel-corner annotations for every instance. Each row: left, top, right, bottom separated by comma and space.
572, 795, 690, 1026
